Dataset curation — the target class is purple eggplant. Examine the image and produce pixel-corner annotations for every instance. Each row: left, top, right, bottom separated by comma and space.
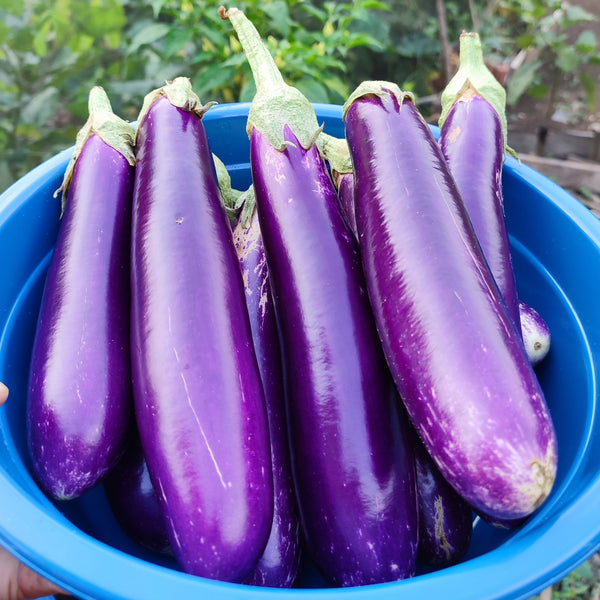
519, 301, 551, 367
414, 436, 472, 566
319, 133, 357, 239
103, 429, 171, 555
230, 189, 302, 588
130, 77, 273, 582
439, 32, 520, 337
27, 87, 135, 500
223, 8, 418, 587
344, 81, 557, 522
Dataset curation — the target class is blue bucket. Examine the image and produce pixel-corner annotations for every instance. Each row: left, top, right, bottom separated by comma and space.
1, 102, 600, 600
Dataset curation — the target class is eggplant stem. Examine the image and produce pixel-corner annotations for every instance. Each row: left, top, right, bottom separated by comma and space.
219, 7, 283, 93
219, 5, 321, 151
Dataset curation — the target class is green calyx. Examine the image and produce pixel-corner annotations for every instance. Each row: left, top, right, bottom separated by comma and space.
221, 6, 321, 151
136, 76, 216, 138
317, 132, 353, 176
213, 153, 243, 223
439, 32, 511, 153
212, 152, 256, 228
342, 80, 415, 120
55, 86, 136, 214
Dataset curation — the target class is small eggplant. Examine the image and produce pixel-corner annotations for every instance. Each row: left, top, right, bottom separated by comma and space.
130, 78, 273, 582
519, 301, 551, 367
231, 188, 303, 588
103, 429, 171, 555
223, 8, 419, 587
27, 87, 135, 500
414, 436, 472, 567
344, 81, 557, 522
439, 32, 520, 336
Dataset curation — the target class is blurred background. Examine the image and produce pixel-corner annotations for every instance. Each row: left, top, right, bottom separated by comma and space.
0, 0, 598, 195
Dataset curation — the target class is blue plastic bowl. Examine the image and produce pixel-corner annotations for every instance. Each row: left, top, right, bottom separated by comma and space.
1, 102, 600, 600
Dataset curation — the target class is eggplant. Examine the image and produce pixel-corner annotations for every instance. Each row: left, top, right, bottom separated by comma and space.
439, 32, 520, 337
231, 189, 302, 588
319, 133, 357, 240
130, 77, 273, 582
519, 301, 551, 367
222, 8, 418, 587
27, 87, 135, 500
344, 81, 557, 522
414, 436, 472, 566
322, 133, 549, 369
103, 428, 171, 555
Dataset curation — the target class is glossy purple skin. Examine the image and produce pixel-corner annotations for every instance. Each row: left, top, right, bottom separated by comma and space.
104, 430, 171, 555
27, 134, 134, 500
440, 94, 521, 336
345, 92, 557, 522
336, 172, 358, 239
232, 210, 303, 588
414, 435, 472, 566
519, 301, 551, 367
130, 96, 273, 582
250, 125, 418, 587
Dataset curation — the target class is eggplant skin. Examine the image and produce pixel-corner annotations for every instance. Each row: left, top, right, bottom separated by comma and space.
414, 436, 472, 566
104, 429, 172, 555
440, 93, 521, 335
27, 133, 134, 500
345, 89, 557, 522
251, 125, 419, 587
130, 95, 273, 583
233, 210, 303, 588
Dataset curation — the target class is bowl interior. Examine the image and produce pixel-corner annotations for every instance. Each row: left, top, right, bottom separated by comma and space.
0, 103, 599, 600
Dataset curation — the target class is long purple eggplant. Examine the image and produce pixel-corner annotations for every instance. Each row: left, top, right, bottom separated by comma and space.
344, 81, 557, 522
439, 32, 520, 337
320, 130, 549, 368
103, 428, 171, 555
230, 189, 303, 588
223, 8, 418, 587
130, 77, 273, 582
27, 87, 135, 500
414, 435, 472, 566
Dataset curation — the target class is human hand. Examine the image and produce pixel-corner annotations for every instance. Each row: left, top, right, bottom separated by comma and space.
0, 382, 69, 600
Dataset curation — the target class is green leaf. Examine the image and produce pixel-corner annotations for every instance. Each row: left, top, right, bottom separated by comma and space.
239, 78, 256, 103
357, 0, 390, 11
555, 44, 580, 73
294, 76, 330, 103
164, 28, 193, 58
20, 86, 59, 128
152, 0, 168, 18
127, 23, 170, 55
527, 82, 548, 98
0, 21, 10, 45
191, 64, 235, 100
76, 0, 127, 38
266, 1, 291, 38
516, 33, 535, 49
576, 30, 597, 54
32, 20, 51, 57
1, 0, 24, 17
507, 60, 541, 106
571, 559, 595, 581
345, 32, 386, 51
563, 5, 595, 25
579, 71, 596, 114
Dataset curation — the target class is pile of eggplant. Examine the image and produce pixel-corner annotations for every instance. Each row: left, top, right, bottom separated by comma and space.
25, 6, 557, 589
